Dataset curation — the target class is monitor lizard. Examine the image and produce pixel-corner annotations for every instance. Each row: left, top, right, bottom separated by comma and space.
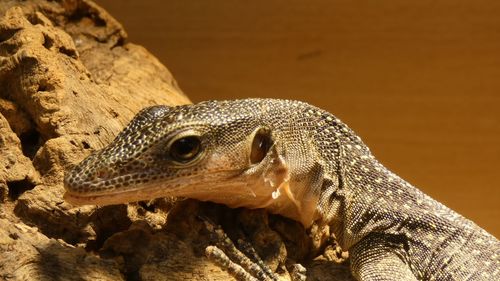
64, 99, 499, 280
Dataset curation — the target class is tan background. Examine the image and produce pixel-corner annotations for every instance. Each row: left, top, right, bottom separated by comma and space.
97, 0, 499, 237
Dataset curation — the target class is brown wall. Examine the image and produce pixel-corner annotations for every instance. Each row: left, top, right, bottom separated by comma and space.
98, 1, 500, 237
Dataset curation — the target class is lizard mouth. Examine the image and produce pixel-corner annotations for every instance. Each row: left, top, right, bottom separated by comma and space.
62, 169, 253, 206
63, 182, 196, 206
63, 188, 161, 206
63, 171, 277, 208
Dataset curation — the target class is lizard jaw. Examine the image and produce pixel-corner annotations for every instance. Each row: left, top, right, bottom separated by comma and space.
64, 189, 151, 206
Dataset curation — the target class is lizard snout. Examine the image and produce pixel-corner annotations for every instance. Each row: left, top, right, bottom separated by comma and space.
63, 160, 114, 193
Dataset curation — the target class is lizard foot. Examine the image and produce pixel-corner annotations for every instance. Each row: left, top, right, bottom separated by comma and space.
201, 216, 306, 281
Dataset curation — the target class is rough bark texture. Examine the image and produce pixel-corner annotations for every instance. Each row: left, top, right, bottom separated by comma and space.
0, 1, 351, 280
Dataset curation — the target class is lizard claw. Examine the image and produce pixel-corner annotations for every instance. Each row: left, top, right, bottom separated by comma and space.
200, 215, 294, 281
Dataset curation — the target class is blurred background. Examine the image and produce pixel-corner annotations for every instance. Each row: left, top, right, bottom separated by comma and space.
98, 0, 499, 237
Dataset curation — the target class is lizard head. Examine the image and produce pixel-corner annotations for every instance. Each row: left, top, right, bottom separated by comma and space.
64, 100, 312, 221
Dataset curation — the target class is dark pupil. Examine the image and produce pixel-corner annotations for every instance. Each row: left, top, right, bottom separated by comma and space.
250, 129, 272, 164
170, 136, 201, 162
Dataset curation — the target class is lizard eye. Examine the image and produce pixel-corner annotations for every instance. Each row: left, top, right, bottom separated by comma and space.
250, 128, 273, 164
169, 135, 202, 164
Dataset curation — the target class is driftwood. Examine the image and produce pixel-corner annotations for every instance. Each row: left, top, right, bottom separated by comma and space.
0, 1, 352, 280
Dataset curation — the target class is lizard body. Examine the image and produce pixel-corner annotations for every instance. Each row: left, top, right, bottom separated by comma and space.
64, 99, 499, 280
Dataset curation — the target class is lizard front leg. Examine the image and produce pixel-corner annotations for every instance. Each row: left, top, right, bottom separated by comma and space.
349, 234, 418, 281
202, 217, 278, 281
201, 215, 305, 281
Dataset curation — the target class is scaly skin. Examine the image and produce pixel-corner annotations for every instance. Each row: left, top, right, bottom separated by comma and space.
64, 99, 499, 280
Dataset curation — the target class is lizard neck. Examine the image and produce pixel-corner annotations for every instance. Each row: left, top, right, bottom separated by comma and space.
317, 140, 476, 252
300, 109, 429, 250
315, 138, 421, 250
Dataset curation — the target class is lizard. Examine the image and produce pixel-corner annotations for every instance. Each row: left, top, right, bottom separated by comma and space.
63, 98, 500, 280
